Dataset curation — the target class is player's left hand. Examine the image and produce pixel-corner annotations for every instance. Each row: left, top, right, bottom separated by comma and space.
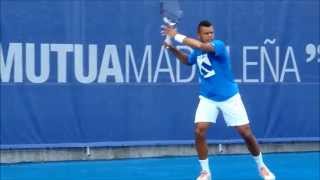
163, 41, 173, 49
161, 25, 177, 38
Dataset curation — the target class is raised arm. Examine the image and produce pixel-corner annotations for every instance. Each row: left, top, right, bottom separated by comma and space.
162, 25, 215, 53
182, 37, 214, 52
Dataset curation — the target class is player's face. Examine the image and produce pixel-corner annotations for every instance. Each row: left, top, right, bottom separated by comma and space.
198, 26, 214, 43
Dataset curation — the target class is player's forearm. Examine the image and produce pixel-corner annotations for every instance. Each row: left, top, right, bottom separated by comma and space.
183, 37, 213, 52
175, 34, 214, 52
167, 46, 189, 65
182, 37, 202, 49
163, 26, 213, 52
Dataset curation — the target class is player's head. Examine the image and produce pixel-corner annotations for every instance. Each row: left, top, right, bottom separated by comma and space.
197, 20, 214, 43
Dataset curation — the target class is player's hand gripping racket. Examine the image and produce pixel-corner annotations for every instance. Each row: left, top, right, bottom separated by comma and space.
160, 0, 183, 45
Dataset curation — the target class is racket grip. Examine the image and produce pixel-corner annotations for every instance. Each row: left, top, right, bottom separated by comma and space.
165, 35, 172, 45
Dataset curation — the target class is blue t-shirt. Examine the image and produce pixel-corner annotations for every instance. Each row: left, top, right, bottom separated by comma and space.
188, 40, 238, 101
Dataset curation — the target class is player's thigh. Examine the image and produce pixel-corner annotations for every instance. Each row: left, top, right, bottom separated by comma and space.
195, 96, 219, 123
218, 93, 249, 127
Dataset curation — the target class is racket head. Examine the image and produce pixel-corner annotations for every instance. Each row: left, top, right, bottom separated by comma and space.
160, 0, 183, 25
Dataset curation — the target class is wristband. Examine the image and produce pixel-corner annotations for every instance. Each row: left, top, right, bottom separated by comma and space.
174, 34, 186, 43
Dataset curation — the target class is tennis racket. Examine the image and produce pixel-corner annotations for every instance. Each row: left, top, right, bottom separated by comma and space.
160, 0, 183, 45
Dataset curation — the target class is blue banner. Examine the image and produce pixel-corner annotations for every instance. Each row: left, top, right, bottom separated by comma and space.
1, 0, 319, 148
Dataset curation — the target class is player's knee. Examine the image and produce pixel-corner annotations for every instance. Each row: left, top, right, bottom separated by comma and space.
195, 125, 208, 138
239, 128, 253, 139
237, 125, 253, 139
195, 129, 205, 138
241, 131, 253, 140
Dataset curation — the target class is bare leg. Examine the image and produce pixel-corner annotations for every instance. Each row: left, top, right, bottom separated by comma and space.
235, 124, 276, 179
195, 122, 211, 159
234, 124, 260, 156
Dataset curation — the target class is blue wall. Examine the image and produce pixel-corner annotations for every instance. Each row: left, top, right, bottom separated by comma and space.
1, 0, 319, 148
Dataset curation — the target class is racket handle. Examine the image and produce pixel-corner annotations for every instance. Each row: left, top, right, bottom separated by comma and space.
165, 35, 172, 45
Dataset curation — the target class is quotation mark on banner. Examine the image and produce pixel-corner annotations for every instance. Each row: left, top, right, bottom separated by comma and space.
305, 44, 320, 63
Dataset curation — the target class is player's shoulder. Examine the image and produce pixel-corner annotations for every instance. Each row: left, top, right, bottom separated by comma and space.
212, 39, 225, 47
210, 40, 227, 56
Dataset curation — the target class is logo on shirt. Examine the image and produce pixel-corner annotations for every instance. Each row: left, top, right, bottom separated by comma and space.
197, 54, 215, 78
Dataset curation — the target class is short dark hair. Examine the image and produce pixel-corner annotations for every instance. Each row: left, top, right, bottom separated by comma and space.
197, 20, 213, 32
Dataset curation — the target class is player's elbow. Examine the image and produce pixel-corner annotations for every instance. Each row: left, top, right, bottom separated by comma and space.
180, 57, 190, 65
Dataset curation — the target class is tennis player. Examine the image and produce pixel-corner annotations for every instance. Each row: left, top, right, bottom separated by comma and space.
161, 20, 276, 180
